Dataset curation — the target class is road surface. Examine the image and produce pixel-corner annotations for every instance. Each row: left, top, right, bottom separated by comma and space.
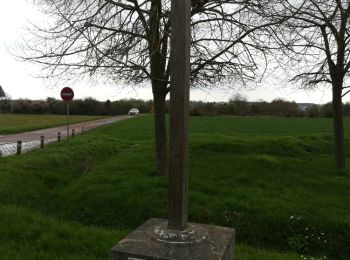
0, 115, 130, 143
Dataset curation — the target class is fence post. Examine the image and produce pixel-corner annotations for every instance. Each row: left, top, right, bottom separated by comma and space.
58, 132, 61, 142
82, 127, 85, 136
40, 136, 44, 148
17, 141, 22, 155
72, 129, 75, 138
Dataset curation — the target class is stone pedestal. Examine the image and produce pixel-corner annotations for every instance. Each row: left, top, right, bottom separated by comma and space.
110, 218, 235, 260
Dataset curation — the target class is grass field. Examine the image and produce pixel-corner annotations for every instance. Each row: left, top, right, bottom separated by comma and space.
0, 114, 108, 134
0, 115, 349, 259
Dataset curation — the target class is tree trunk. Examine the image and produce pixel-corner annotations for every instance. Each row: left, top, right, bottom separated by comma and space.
149, 0, 169, 176
153, 87, 168, 176
332, 82, 346, 170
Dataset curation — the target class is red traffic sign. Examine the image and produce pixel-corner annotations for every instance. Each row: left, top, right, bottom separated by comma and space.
60, 87, 74, 102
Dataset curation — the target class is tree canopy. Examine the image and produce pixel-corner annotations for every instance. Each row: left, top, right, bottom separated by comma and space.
21, 0, 278, 89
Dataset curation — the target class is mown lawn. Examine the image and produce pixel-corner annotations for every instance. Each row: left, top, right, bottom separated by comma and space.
0, 115, 349, 259
0, 114, 108, 134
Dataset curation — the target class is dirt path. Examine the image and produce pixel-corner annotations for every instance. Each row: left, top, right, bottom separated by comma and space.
0, 115, 130, 143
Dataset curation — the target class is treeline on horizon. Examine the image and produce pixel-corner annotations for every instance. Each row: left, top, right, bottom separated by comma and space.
0, 97, 348, 118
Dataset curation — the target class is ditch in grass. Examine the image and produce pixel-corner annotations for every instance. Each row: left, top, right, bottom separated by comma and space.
0, 115, 349, 259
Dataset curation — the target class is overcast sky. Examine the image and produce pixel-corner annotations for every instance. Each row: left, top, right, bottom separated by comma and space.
0, 1, 339, 104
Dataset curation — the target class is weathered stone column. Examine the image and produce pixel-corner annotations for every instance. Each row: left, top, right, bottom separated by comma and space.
168, 0, 191, 231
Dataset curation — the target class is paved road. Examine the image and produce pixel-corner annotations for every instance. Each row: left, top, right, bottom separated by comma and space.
0, 115, 130, 143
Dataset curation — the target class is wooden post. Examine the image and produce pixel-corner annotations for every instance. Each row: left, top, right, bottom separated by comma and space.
40, 136, 44, 148
17, 141, 22, 155
58, 132, 61, 142
168, 0, 191, 231
82, 127, 85, 136
72, 129, 75, 138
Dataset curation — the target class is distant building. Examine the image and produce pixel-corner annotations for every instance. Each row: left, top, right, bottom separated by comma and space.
297, 103, 316, 111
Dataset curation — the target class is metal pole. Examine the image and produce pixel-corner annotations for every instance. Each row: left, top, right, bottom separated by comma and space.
168, 0, 191, 231
66, 102, 70, 139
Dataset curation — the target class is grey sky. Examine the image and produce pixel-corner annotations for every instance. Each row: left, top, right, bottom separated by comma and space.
0, 1, 337, 104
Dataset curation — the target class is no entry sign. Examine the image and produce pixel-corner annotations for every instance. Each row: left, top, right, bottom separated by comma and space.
60, 87, 74, 139
60, 87, 74, 102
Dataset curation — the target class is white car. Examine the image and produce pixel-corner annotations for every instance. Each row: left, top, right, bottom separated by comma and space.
128, 108, 140, 115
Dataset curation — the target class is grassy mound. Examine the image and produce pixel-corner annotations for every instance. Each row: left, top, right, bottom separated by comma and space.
0, 115, 349, 259
0, 205, 127, 259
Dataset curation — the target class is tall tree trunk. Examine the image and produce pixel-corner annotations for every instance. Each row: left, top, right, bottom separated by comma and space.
153, 86, 168, 176
332, 81, 346, 169
149, 0, 169, 175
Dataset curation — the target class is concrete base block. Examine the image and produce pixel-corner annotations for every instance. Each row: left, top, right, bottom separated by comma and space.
110, 218, 235, 260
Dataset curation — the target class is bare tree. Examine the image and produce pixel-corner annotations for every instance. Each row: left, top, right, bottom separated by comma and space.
229, 93, 248, 115
261, 0, 350, 170
19, 0, 280, 175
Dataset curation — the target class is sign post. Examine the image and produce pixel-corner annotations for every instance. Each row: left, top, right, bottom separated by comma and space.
60, 87, 74, 139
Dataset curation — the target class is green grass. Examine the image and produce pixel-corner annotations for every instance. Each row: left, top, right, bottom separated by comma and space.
236, 245, 300, 260
0, 204, 300, 260
0, 205, 128, 260
1, 115, 349, 259
0, 114, 108, 134
189, 116, 343, 136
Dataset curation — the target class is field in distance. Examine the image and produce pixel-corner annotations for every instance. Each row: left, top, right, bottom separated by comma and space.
0, 114, 108, 134
0, 115, 349, 259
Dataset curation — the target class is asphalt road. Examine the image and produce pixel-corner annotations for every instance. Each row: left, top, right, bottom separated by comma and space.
0, 115, 130, 143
